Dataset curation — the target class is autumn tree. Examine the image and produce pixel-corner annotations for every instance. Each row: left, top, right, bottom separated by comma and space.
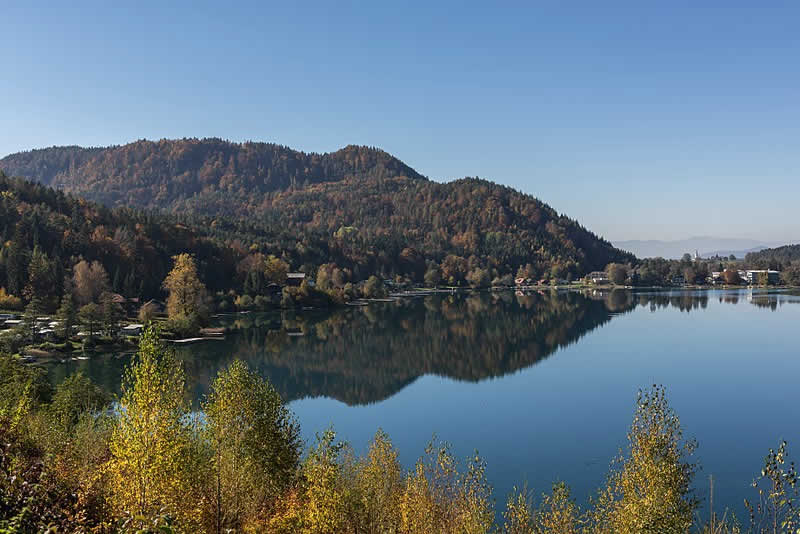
108, 326, 199, 529
72, 260, 110, 305
441, 255, 468, 285
362, 275, 386, 298
316, 263, 348, 291
400, 439, 494, 533
466, 267, 491, 288
590, 385, 697, 533
355, 430, 404, 532
722, 269, 741, 285
606, 263, 628, 286
301, 429, 348, 533
424, 264, 442, 287
264, 255, 290, 285
682, 266, 696, 285
163, 253, 209, 324
137, 300, 160, 323
503, 486, 534, 534
533, 482, 582, 533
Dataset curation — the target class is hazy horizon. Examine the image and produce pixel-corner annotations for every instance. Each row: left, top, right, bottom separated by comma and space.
3, 2, 798, 242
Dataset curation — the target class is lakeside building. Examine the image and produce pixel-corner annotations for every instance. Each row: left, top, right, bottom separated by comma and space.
286, 272, 307, 287
745, 270, 781, 285
587, 271, 609, 284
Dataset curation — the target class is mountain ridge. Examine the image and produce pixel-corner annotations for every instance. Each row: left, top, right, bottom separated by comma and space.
0, 138, 427, 211
0, 138, 634, 281
613, 236, 785, 260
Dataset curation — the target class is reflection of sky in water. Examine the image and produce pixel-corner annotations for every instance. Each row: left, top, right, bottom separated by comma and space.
48, 289, 800, 520
290, 289, 800, 519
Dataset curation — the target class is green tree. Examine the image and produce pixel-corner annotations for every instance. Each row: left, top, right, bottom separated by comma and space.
20, 294, 45, 341
5, 236, 27, 297
79, 302, 101, 339
48, 372, 111, 434
99, 291, 124, 338
56, 290, 77, 339
23, 246, 55, 303
203, 359, 301, 531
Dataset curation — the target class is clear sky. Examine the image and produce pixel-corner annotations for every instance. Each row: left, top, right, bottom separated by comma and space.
2, 1, 798, 242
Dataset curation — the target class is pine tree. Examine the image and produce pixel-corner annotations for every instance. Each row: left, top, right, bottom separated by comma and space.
56, 292, 77, 340
21, 295, 44, 340
99, 291, 124, 339
78, 302, 101, 339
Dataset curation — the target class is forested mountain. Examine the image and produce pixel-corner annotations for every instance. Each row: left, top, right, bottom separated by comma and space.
1, 139, 633, 286
745, 244, 800, 266
0, 139, 427, 213
0, 172, 239, 309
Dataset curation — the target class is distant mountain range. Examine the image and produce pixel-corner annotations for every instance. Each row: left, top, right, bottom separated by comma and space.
0, 138, 633, 281
613, 237, 788, 260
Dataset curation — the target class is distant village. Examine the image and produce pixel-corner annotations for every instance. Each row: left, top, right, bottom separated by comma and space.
582, 268, 780, 287
515, 250, 783, 288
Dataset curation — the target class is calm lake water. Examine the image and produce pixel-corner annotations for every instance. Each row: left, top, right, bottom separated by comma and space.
48, 288, 800, 519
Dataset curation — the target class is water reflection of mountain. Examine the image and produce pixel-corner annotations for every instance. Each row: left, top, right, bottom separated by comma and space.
178, 291, 632, 405
50, 290, 780, 406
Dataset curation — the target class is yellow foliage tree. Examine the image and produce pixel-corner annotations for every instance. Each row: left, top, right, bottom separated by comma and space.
589, 385, 697, 534
264, 255, 290, 285
163, 253, 208, 322
400, 439, 494, 534
107, 325, 199, 529
302, 429, 347, 534
503, 486, 534, 534
354, 429, 403, 532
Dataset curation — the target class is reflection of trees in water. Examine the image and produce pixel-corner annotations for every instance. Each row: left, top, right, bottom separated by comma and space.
50, 290, 791, 407
636, 293, 709, 313
748, 298, 779, 311
178, 292, 626, 406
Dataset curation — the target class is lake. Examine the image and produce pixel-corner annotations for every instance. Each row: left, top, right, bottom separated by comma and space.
48, 288, 800, 520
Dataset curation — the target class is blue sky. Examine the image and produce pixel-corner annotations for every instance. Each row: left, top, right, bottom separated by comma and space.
2, 1, 798, 242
